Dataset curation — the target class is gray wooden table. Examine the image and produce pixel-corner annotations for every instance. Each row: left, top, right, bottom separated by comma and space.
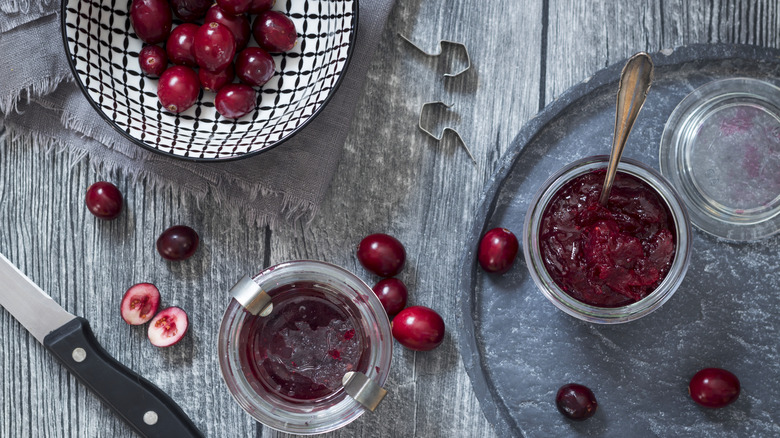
1, 1, 778, 437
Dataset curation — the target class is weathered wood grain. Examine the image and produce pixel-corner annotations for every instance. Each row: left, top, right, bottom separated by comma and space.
1, 1, 778, 437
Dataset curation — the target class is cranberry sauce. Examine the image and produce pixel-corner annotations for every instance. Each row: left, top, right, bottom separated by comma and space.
239, 283, 368, 403
539, 170, 676, 307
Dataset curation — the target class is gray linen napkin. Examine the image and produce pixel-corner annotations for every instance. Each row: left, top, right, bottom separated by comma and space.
0, 0, 394, 226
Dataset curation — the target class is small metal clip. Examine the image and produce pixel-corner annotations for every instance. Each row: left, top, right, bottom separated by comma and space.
418, 101, 476, 163
229, 275, 273, 316
342, 371, 387, 412
399, 34, 471, 78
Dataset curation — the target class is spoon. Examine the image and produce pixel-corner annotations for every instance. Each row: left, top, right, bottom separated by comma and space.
599, 52, 655, 206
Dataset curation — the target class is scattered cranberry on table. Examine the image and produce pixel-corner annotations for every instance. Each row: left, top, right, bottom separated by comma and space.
391, 306, 445, 351
689, 368, 740, 408
157, 225, 200, 261
555, 383, 598, 421
120, 283, 161, 325
148, 307, 189, 347
478, 227, 519, 274
357, 233, 406, 277
372, 278, 408, 318
129, 0, 172, 44
138, 45, 168, 77
85, 181, 123, 220
157, 65, 201, 114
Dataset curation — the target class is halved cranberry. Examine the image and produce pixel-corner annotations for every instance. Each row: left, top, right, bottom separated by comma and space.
689, 368, 740, 408
170, 0, 211, 22
478, 228, 519, 274
129, 0, 172, 44
157, 225, 200, 261
138, 45, 168, 77
148, 307, 189, 347
157, 65, 200, 114
215, 84, 256, 119
357, 234, 406, 277
252, 10, 297, 53
200, 64, 234, 92
193, 22, 236, 72
248, 0, 274, 14
391, 306, 444, 351
85, 181, 123, 220
216, 0, 252, 16
166, 23, 199, 67
373, 278, 408, 317
120, 283, 161, 325
205, 4, 251, 50
556, 383, 598, 420
234, 47, 275, 87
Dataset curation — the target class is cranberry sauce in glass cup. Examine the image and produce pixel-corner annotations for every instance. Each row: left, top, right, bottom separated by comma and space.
218, 261, 392, 434
523, 156, 692, 324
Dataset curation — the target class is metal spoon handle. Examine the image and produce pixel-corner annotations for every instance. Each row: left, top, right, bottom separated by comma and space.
599, 52, 655, 206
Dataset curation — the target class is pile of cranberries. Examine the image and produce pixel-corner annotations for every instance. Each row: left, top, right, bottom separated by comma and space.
357, 233, 445, 352
129, 0, 297, 118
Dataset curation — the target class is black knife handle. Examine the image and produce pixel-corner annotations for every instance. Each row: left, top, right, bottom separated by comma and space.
43, 318, 204, 438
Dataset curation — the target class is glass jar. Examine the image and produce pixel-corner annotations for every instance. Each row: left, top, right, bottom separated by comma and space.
218, 260, 392, 434
522, 156, 692, 324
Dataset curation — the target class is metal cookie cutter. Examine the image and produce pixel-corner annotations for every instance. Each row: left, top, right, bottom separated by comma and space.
419, 101, 476, 163
398, 34, 471, 78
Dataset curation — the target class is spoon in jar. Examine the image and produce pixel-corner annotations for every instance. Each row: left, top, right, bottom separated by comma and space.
599, 52, 655, 206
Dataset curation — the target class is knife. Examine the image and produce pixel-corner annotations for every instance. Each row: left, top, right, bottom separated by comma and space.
0, 252, 203, 438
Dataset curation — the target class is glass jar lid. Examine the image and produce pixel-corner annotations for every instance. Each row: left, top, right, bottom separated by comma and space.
659, 78, 780, 241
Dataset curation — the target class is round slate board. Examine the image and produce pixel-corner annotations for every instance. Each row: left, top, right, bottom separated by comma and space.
458, 44, 780, 438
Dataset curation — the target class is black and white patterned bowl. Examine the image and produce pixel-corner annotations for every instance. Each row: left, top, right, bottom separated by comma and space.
61, 0, 358, 161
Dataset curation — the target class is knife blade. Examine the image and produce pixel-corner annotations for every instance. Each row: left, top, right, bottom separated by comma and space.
0, 252, 203, 438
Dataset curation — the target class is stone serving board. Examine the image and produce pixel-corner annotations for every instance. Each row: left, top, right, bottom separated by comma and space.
457, 44, 780, 437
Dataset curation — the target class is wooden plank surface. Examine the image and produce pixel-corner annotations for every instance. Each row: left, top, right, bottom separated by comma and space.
1, 1, 778, 437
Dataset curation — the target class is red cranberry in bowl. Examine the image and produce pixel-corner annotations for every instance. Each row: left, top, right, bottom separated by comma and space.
252, 10, 297, 53
556, 383, 598, 421
157, 225, 200, 261
235, 47, 275, 87
205, 4, 251, 51
129, 0, 172, 44
138, 45, 167, 77
248, 0, 274, 14
170, 0, 211, 22
689, 368, 740, 408
372, 278, 408, 318
216, 0, 253, 16
215, 84, 257, 119
157, 65, 200, 114
391, 306, 444, 351
166, 23, 199, 67
193, 22, 236, 73
478, 227, 519, 274
85, 181, 123, 220
357, 233, 406, 277
200, 64, 235, 92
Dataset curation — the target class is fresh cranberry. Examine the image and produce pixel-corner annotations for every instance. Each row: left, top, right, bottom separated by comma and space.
391, 306, 445, 351
234, 47, 275, 87
120, 283, 161, 325
138, 45, 167, 77
166, 23, 199, 67
169, 0, 211, 21
215, 84, 256, 119
356, 233, 406, 277
689, 368, 740, 408
157, 65, 200, 114
372, 278, 408, 317
204, 5, 251, 51
252, 10, 297, 53
478, 228, 519, 274
148, 307, 189, 347
157, 225, 200, 261
193, 22, 236, 72
85, 181, 123, 220
556, 383, 598, 420
129, 0, 172, 44
216, 0, 253, 15
199, 64, 234, 92
248, 0, 274, 14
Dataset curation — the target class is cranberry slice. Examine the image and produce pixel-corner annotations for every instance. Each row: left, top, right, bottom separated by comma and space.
689, 368, 740, 408
252, 10, 297, 53
129, 0, 172, 44
356, 234, 406, 277
85, 181, 123, 220
391, 306, 445, 351
120, 283, 161, 325
157, 65, 200, 114
148, 307, 189, 347
138, 45, 168, 77
215, 84, 257, 119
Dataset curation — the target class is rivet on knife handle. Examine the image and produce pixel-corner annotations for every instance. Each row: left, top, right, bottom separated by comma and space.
342, 371, 387, 411
230, 275, 273, 316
